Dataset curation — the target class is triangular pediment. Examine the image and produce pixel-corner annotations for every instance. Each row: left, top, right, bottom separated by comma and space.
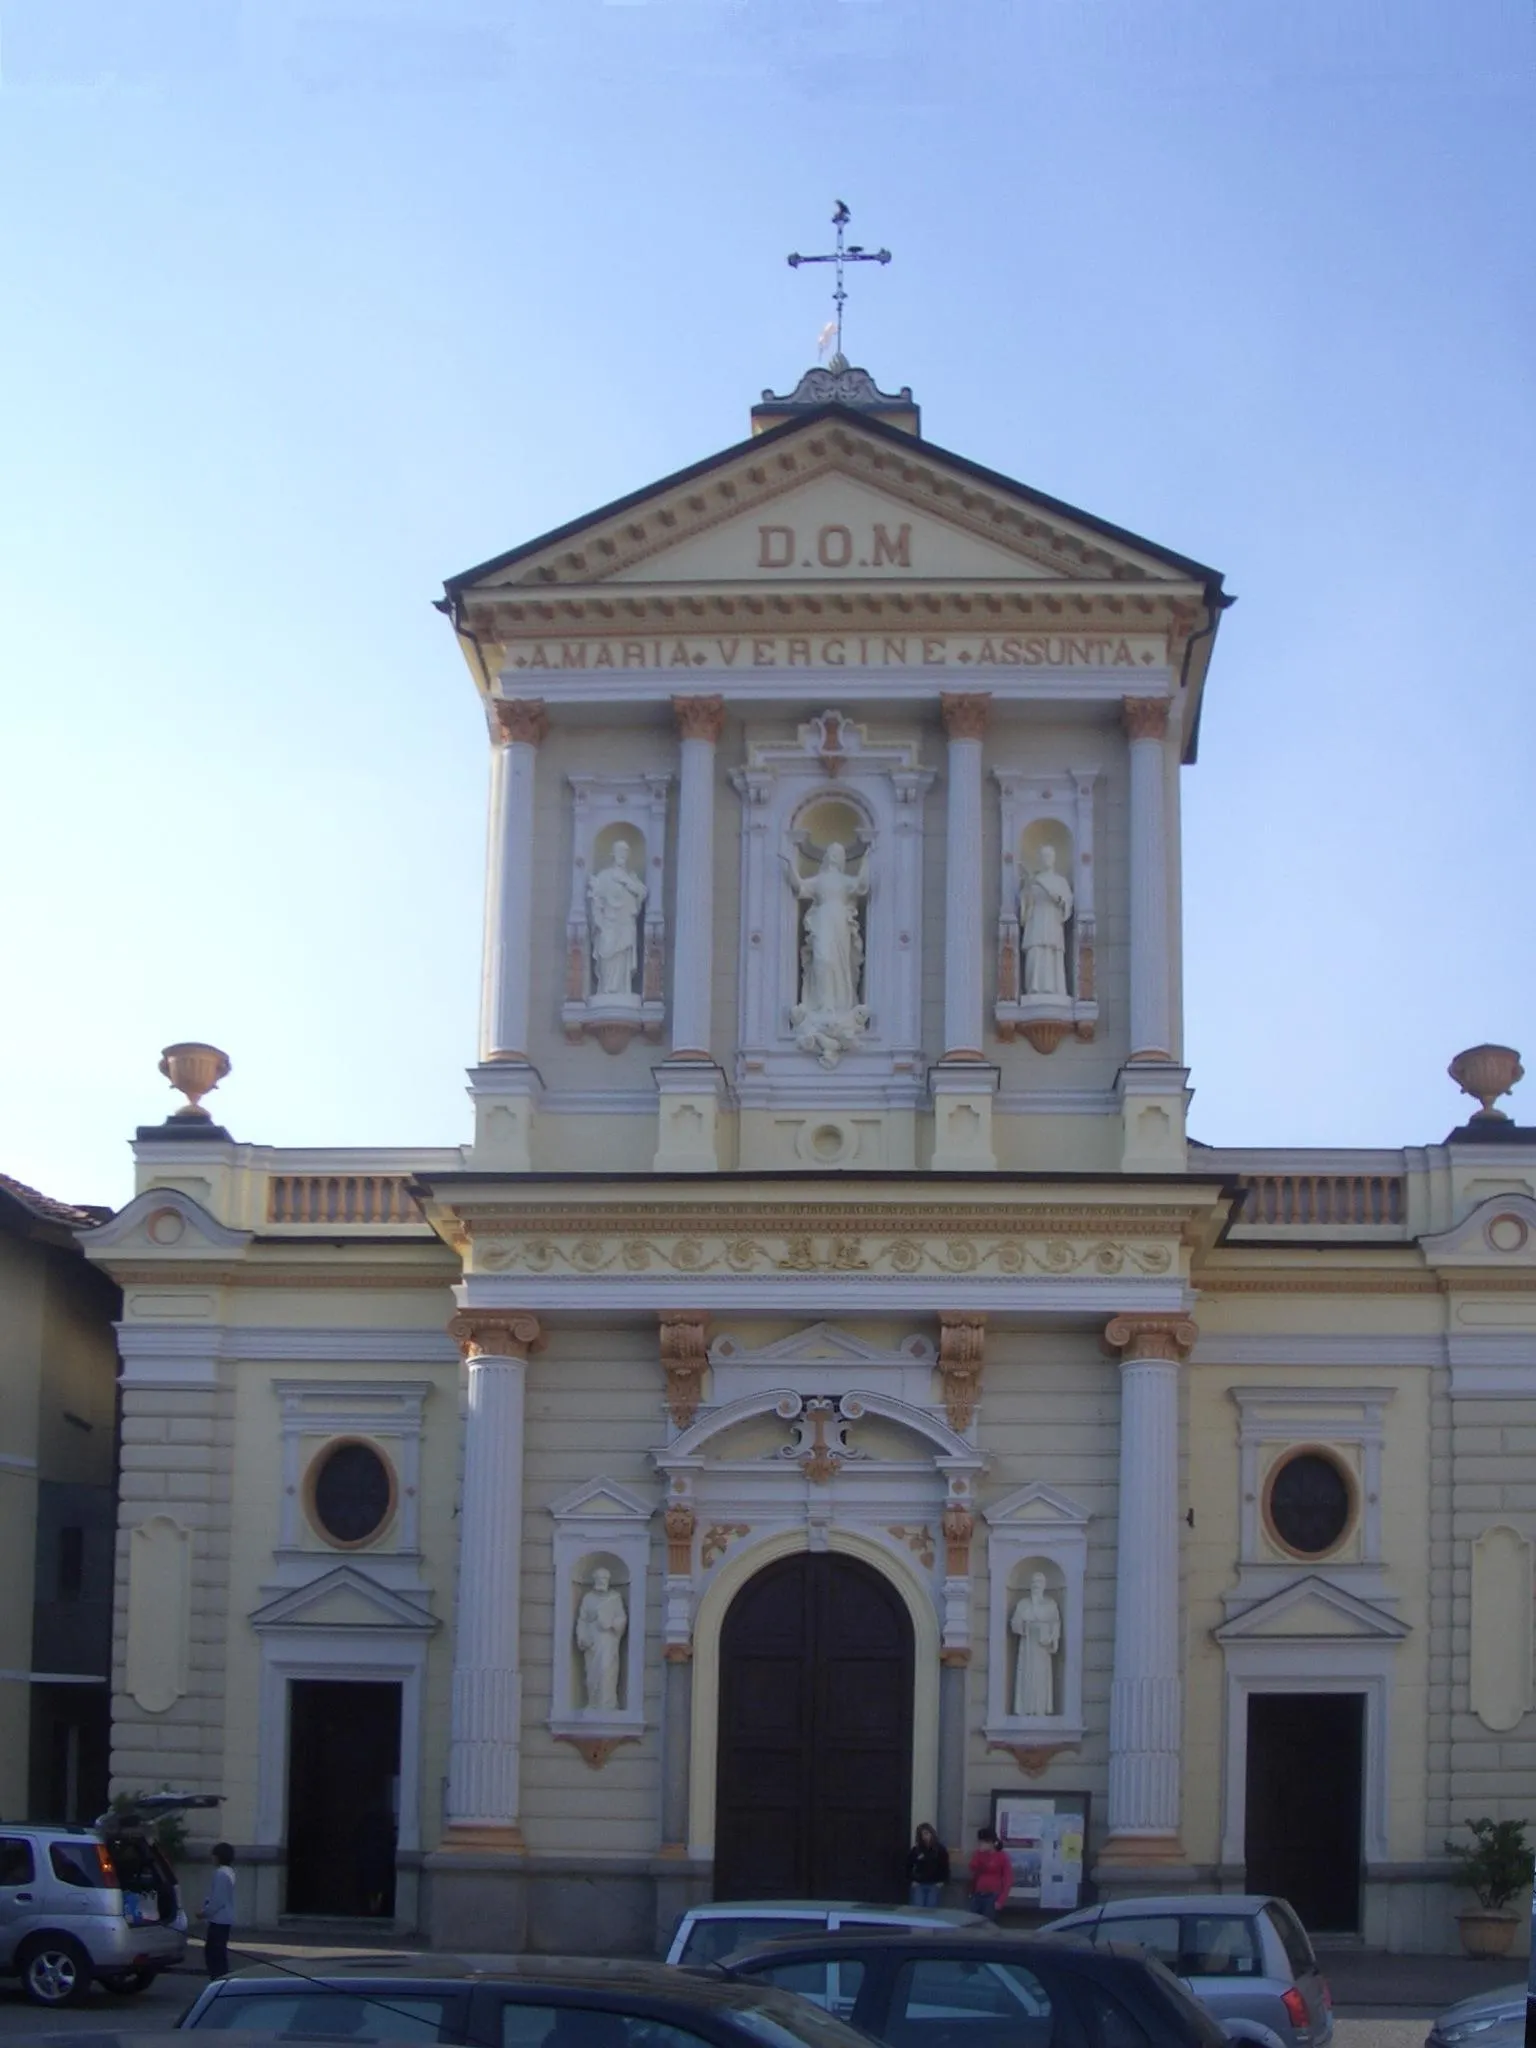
1214, 1575, 1408, 1644
547, 1476, 654, 1522
447, 415, 1212, 598
984, 1482, 1091, 1529
249, 1566, 438, 1634
710, 1323, 935, 1369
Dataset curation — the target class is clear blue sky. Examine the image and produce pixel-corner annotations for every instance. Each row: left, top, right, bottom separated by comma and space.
4, 0, 1533, 1206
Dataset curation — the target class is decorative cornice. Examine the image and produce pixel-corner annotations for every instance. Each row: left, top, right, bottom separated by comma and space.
671, 693, 726, 742
940, 691, 991, 741
1103, 1313, 1198, 1363
1122, 696, 1171, 742
492, 698, 549, 746
659, 1310, 711, 1428
448, 1309, 544, 1360
938, 1312, 986, 1430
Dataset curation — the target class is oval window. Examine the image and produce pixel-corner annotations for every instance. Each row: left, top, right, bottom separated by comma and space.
308, 1440, 395, 1548
1267, 1451, 1352, 1557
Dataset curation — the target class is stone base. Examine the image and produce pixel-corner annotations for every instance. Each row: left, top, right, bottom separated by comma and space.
421, 1850, 713, 1956
1092, 1835, 1198, 1895
438, 1822, 526, 1852
468, 1063, 542, 1171
1115, 1062, 1190, 1173
654, 1062, 728, 1171
930, 1064, 999, 1170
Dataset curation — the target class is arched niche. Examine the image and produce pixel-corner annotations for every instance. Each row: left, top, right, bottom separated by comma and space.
561, 772, 670, 1051
992, 766, 1099, 1052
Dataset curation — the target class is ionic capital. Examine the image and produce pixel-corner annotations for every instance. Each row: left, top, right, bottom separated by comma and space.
1121, 696, 1171, 743
1103, 1313, 1197, 1365
940, 691, 991, 741
660, 1310, 711, 1429
938, 1311, 986, 1431
492, 699, 549, 747
671, 694, 725, 743
449, 1308, 544, 1360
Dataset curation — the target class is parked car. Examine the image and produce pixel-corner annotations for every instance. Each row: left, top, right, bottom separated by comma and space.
665, 1901, 990, 1967
0, 1792, 219, 2007
178, 1957, 883, 2048
715, 1928, 1232, 2048
1425, 1984, 1527, 2048
1048, 1895, 1331, 2048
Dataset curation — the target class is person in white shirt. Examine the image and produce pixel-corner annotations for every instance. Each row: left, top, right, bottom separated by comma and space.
199, 1842, 235, 1979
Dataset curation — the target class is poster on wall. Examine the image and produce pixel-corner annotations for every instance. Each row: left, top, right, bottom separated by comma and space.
991, 1792, 1090, 1911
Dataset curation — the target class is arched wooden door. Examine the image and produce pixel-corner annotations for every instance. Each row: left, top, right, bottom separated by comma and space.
714, 1551, 914, 1901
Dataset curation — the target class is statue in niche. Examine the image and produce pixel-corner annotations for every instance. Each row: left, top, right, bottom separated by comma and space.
575, 1566, 628, 1712
587, 839, 648, 998
1020, 844, 1074, 998
783, 841, 871, 1068
1010, 1570, 1062, 1717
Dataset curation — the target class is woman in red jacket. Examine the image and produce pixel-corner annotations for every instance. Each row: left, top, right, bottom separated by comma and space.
966, 1826, 1012, 1918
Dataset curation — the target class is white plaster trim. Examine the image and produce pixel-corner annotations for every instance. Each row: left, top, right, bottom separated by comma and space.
1198, 1148, 1409, 1175
1214, 1574, 1409, 1642
541, 1091, 659, 1116
685, 1525, 940, 1859
1232, 1385, 1392, 1564
0, 1454, 39, 1474
1217, 1647, 1398, 1866
1190, 1335, 1444, 1368
229, 1332, 458, 1363
249, 1564, 439, 1633
0, 1669, 107, 1684
461, 1276, 1189, 1314
995, 1090, 1121, 1116
273, 1381, 432, 1553
494, 667, 1175, 709
85, 1187, 252, 1254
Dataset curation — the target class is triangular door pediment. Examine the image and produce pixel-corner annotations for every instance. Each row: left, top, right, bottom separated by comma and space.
249, 1565, 437, 1634
452, 418, 1204, 597
1214, 1574, 1408, 1643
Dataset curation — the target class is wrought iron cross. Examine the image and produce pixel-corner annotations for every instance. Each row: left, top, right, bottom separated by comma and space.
787, 200, 891, 359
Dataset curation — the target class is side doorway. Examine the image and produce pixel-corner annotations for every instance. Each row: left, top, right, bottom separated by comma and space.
1245, 1692, 1364, 1934
286, 1679, 401, 1918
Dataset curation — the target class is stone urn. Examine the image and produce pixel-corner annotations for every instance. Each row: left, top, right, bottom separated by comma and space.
158, 1042, 231, 1120
1449, 1044, 1524, 1120
1455, 1907, 1520, 1959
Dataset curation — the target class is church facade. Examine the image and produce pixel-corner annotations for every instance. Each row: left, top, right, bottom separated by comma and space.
84, 366, 1536, 1955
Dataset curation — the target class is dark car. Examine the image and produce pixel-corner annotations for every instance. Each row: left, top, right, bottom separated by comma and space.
715, 1930, 1233, 2048
176, 1957, 880, 2048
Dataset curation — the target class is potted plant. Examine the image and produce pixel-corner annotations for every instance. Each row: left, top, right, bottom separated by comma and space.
1445, 1818, 1533, 1957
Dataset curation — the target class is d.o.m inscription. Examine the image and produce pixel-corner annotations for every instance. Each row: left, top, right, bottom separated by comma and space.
758, 522, 912, 571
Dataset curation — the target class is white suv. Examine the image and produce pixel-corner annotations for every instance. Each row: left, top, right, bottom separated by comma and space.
665, 1901, 990, 1967
0, 1794, 219, 2007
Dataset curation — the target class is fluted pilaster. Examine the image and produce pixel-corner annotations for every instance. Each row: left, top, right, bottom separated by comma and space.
1102, 1313, 1195, 1860
444, 1309, 542, 1845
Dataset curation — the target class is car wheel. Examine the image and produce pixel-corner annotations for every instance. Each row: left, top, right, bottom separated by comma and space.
102, 1968, 158, 1994
18, 1934, 93, 2007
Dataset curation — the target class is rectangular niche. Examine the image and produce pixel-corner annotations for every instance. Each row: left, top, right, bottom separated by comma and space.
983, 1484, 1089, 1745
547, 1477, 654, 1744
562, 774, 670, 1052
992, 768, 1098, 1053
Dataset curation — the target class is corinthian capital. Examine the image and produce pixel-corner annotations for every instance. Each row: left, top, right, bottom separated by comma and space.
940, 692, 991, 741
1103, 1313, 1197, 1364
1121, 697, 1171, 743
449, 1309, 544, 1360
672, 694, 725, 743
492, 699, 550, 747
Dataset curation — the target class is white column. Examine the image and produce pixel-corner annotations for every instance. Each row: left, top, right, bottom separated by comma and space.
668, 695, 724, 1058
1123, 697, 1173, 1062
1102, 1313, 1194, 1861
478, 700, 547, 1063
444, 1310, 541, 1845
940, 693, 990, 1060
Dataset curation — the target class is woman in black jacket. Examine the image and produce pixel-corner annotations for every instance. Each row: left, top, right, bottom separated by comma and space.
906, 1822, 950, 1906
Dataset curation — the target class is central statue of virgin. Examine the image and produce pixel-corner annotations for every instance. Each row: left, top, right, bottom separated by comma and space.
783, 841, 870, 1067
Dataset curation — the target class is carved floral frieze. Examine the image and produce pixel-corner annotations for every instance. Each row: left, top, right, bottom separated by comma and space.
471, 1229, 1177, 1281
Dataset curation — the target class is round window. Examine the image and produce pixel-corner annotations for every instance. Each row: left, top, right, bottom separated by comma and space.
1266, 1450, 1352, 1557
307, 1440, 395, 1548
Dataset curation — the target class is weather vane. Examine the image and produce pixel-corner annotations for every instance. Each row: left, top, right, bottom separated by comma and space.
787, 201, 891, 362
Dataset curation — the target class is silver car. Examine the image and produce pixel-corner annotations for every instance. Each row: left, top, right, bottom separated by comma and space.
1049, 1894, 1333, 2048
0, 1793, 217, 2007
1425, 1984, 1526, 2048
665, 1901, 991, 1967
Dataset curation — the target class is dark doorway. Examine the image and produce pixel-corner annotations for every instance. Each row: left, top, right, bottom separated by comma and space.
715, 1552, 914, 1901
1245, 1692, 1364, 1933
286, 1680, 401, 1918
